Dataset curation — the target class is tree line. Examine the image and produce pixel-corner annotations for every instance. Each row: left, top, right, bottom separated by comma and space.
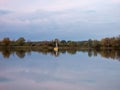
0, 35, 120, 49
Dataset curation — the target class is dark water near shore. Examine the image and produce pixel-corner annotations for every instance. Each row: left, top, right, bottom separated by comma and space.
0, 50, 120, 90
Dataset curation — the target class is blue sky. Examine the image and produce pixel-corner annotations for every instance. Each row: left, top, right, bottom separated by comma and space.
0, 0, 120, 41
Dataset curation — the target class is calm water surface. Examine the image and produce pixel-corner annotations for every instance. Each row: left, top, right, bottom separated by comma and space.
0, 51, 120, 90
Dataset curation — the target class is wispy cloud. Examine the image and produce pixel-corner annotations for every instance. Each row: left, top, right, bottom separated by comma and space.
0, 9, 12, 15
0, 0, 120, 40
0, 0, 119, 12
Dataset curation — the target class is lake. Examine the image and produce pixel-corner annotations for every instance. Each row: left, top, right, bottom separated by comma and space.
0, 50, 120, 90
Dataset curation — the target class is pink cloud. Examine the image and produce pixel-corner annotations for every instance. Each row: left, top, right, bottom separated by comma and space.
0, 0, 9, 3
112, 0, 120, 3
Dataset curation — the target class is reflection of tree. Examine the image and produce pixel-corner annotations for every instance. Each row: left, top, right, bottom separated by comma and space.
38, 49, 50, 55
59, 49, 66, 54
0, 47, 120, 61
93, 50, 98, 56
88, 49, 92, 57
16, 50, 25, 58
96, 49, 120, 61
78, 49, 120, 62
2, 50, 11, 58
116, 51, 120, 61
67, 49, 77, 55
100, 50, 110, 59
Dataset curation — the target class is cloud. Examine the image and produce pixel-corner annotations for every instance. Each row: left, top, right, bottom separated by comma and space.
111, 0, 120, 3
0, 0, 117, 12
0, 0, 120, 40
0, 0, 119, 25
0, 9, 12, 15
0, 7, 119, 26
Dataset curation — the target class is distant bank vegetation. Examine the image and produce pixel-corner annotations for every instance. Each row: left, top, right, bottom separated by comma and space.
0, 35, 120, 50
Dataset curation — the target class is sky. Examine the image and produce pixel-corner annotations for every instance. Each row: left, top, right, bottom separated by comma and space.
0, 0, 120, 41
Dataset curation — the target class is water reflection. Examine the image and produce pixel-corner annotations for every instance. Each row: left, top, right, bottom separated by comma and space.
0, 48, 120, 61
0, 48, 120, 90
